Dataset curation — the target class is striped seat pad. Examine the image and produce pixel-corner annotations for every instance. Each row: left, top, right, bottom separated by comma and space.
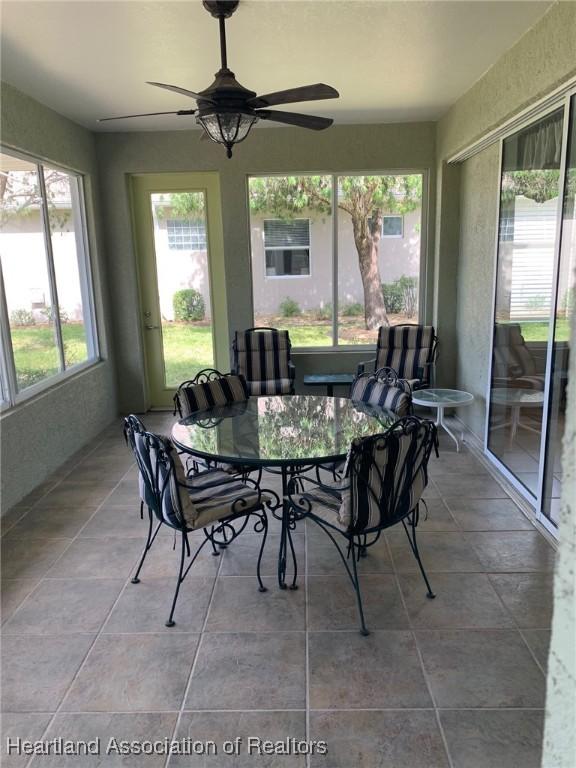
177, 375, 249, 417
234, 329, 292, 389
164, 465, 271, 530
297, 482, 350, 531
350, 376, 411, 416
375, 326, 435, 385
247, 378, 294, 396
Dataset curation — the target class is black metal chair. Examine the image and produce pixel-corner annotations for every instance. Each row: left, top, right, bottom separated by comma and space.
232, 327, 296, 395
173, 368, 250, 418
350, 366, 413, 416
174, 368, 256, 482
357, 325, 438, 390
492, 323, 545, 391
288, 416, 438, 635
125, 416, 279, 627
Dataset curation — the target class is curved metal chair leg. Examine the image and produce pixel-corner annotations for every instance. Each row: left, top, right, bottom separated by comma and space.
404, 517, 435, 599
256, 513, 268, 593
350, 537, 369, 636
166, 532, 187, 627
131, 507, 160, 584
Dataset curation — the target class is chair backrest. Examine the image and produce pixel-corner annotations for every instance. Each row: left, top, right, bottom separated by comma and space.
350, 367, 412, 416
375, 325, 436, 385
493, 323, 537, 378
125, 417, 198, 530
233, 327, 292, 386
123, 414, 154, 508
343, 416, 437, 535
174, 368, 249, 418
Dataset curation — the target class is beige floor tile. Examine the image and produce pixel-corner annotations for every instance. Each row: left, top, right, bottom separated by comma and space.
310, 709, 449, 768
170, 711, 306, 767
439, 709, 544, 768
62, 633, 199, 712
308, 630, 432, 709
415, 629, 546, 707
185, 632, 306, 710
1, 633, 95, 712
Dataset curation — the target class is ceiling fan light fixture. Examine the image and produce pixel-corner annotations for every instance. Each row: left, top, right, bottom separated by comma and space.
197, 111, 258, 157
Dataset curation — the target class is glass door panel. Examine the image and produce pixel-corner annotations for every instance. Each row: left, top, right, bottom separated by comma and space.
131, 172, 226, 409
149, 192, 214, 388
541, 96, 576, 525
487, 108, 564, 497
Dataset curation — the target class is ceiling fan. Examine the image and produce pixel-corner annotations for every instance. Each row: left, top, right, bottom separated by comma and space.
99, 0, 339, 157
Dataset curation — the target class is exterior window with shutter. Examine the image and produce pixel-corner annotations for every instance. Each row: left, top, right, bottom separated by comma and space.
264, 219, 311, 277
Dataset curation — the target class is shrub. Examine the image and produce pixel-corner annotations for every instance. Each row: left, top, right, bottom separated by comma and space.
341, 302, 364, 317
40, 306, 69, 324
173, 288, 205, 322
396, 275, 418, 318
279, 297, 301, 317
10, 308, 35, 326
314, 302, 332, 321
381, 282, 405, 314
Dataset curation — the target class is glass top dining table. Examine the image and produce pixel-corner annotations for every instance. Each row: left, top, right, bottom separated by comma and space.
171, 395, 396, 590
171, 394, 396, 468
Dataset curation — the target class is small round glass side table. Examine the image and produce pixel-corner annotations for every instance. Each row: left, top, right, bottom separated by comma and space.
412, 388, 474, 452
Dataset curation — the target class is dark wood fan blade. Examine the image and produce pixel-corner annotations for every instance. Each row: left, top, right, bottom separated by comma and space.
147, 81, 216, 104
248, 83, 338, 110
256, 110, 333, 130
98, 109, 196, 122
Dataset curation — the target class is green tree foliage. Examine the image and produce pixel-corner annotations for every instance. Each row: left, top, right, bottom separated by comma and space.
169, 176, 423, 329
249, 175, 422, 329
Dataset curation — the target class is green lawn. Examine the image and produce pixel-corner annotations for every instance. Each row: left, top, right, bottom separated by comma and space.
12, 317, 571, 392
10, 323, 87, 389
518, 319, 569, 342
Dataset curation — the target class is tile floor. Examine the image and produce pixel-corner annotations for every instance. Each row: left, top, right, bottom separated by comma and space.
1, 413, 556, 768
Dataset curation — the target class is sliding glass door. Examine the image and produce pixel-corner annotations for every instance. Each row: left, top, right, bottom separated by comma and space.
541, 95, 576, 525
486, 93, 575, 532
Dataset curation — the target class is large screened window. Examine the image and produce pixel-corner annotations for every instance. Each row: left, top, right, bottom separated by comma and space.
248, 173, 424, 348
0, 148, 98, 405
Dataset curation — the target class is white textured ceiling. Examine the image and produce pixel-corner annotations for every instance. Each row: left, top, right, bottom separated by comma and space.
1, 0, 552, 132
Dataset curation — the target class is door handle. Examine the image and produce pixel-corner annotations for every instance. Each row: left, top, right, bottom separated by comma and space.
145, 324, 159, 330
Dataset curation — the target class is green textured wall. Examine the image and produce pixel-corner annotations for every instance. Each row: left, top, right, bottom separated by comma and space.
0, 82, 117, 512
456, 145, 500, 436
435, 1, 576, 438
95, 122, 437, 412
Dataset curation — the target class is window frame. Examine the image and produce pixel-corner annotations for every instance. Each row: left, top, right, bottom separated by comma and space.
248, 171, 429, 351
263, 217, 311, 279
0, 145, 100, 410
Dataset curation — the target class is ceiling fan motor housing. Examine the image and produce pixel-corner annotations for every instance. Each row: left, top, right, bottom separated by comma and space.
202, 0, 240, 19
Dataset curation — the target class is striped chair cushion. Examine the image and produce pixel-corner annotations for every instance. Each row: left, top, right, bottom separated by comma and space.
234, 329, 293, 392
247, 378, 294, 396
493, 324, 543, 389
298, 482, 350, 531
375, 325, 435, 386
350, 376, 412, 416
177, 375, 249, 417
350, 433, 427, 532
163, 455, 270, 530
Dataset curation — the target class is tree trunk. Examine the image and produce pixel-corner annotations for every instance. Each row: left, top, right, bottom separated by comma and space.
349, 206, 389, 329
357, 238, 389, 329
